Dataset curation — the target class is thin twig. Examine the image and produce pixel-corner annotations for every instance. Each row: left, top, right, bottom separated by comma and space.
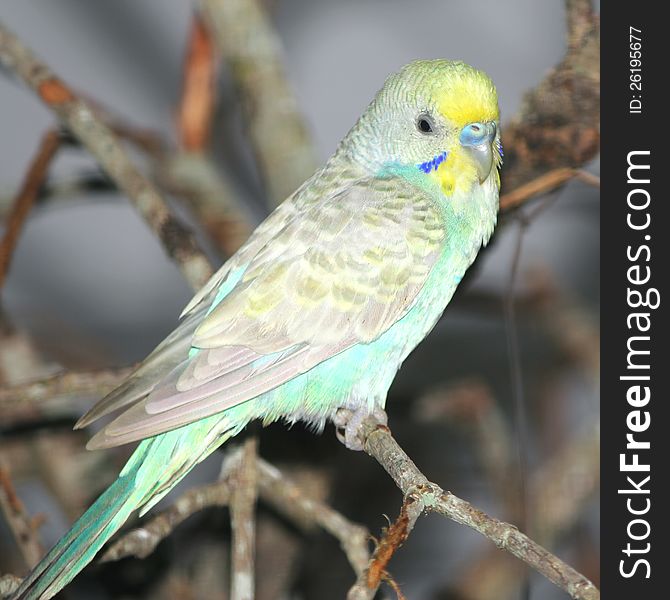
177, 14, 217, 152
256, 458, 370, 577
200, 0, 317, 206
229, 437, 258, 600
0, 367, 132, 422
0, 23, 214, 291
500, 167, 598, 212
101, 449, 244, 563
344, 414, 600, 600
159, 153, 252, 256
100, 479, 232, 562
166, 11, 252, 255
0, 459, 45, 569
99, 451, 370, 584
0, 130, 61, 289
347, 495, 419, 600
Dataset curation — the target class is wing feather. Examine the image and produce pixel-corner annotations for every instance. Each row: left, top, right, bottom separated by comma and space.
85, 174, 446, 447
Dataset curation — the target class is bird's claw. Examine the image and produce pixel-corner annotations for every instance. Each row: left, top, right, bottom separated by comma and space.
334, 406, 388, 451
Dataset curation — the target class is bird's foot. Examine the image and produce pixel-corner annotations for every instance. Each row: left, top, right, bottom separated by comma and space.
334, 405, 388, 451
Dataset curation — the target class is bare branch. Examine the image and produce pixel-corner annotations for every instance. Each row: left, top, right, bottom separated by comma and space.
177, 14, 217, 152
100, 450, 245, 563
500, 167, 598, 213
100, 479, 232, 562
200, 0, 317, 206
100, 450, 370, 586
256, 458, 370, 577
159, 153, 252, 256
0, 130, 61, 289
0, 459, 45, 569
0, 23, 214, 290
229, 437, 258, 600
0, 367, 132, 423
347, 495, 418, 600
453, 422, 599, 600
344, 414, 600, 600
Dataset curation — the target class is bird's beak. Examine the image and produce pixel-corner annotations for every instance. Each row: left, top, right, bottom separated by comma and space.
461, 122, 497, 184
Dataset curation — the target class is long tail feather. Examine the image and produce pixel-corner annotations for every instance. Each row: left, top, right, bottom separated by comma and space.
9, 448, 151, 600
10, 414, 237, 600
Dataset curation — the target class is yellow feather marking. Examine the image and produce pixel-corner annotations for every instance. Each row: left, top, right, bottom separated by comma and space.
347, 275, 378, 296
244, 261, 287, 284
428, 146, 479, 197
244, 287, 283, 317
406, 232, 435, 257
362, 211, 384, 228
295, 274, 329, 305
379, 264, 411, 287
332, 282, 365, 310
306, 249, 336, 275
435, 70, 499, 128
362, 246, 386, 266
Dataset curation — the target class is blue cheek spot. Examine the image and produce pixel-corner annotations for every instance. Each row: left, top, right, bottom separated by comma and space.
454, 274, 462, 284
417, 151, 448, 174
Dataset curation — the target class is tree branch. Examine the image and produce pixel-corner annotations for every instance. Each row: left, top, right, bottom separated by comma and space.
344, 413, 600, 600
500, 167, 599, 213
256, 458, 370, 577
199, 0, 317, 206
100, 479, 232, 562
229, 437, 258, 600
0, 130, 61, 289
0, 459, 45, 569
0, 367, 132, 424
177, 14, 217, 153
0, 23, 214, 291
98, 451, 371, 590
347, 495, 416, 600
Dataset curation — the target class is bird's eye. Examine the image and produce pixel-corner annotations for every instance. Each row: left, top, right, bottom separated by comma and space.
416, 113, 435, 134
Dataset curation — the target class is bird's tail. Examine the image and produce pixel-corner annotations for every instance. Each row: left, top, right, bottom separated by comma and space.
9, 444, 153, 600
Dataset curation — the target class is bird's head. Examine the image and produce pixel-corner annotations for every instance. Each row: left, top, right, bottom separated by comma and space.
343, 59, 502, 196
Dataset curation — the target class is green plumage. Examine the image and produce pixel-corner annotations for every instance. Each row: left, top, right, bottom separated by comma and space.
11, 59, 501, 599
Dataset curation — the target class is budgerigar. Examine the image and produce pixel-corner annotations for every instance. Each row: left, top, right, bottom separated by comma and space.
10, 59, 502, 600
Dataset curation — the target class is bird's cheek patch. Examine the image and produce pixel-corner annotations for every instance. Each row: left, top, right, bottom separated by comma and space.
417, 151, 448, 174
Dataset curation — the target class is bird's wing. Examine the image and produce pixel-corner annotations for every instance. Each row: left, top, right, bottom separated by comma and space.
87, 175, 446, 448
76, 181, 317, 429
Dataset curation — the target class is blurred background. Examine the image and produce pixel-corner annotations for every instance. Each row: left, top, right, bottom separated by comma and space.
0, 1, 599, 599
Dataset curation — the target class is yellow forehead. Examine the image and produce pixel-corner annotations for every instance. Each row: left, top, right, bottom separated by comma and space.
434, 69, 499, 127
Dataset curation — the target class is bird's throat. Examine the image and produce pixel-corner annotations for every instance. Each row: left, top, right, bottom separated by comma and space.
425, 148, 479, 197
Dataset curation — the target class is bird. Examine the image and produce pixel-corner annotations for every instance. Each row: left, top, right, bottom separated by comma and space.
10, 59, 502, 599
